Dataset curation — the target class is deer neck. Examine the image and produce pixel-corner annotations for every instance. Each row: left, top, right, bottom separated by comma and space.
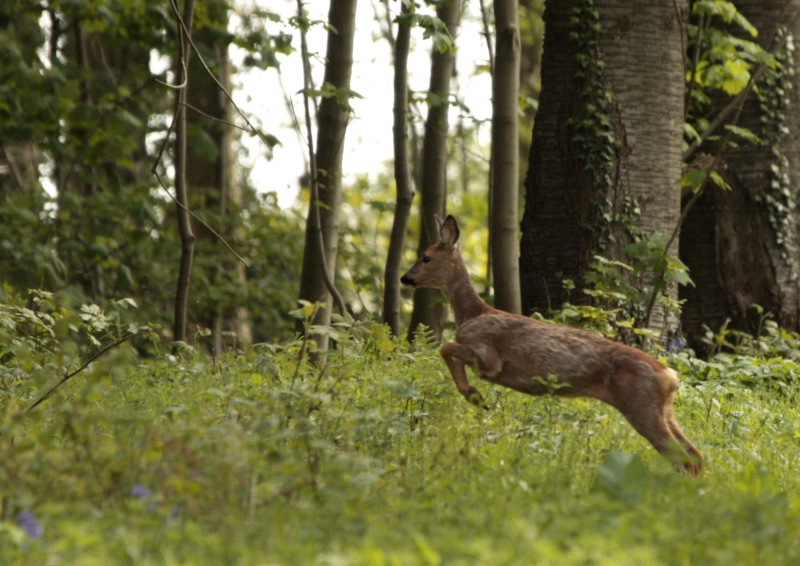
442, 258, 491, 328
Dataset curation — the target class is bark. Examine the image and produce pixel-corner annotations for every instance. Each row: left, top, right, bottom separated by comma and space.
520, 0, 687, 335
0, 145, 38, 193
382, 1, 414, 337
407, 0, 462, 342
185, 0, 252, 353
680, 0, 800, 352
491, 0, 522, 314
297, 0, 358, 351
517, 0, 544, 216
172, 0, 196, 344
478, 0, 495, 291
0, 4, 42, 193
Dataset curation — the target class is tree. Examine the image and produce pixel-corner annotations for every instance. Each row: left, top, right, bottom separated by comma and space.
0, 0, 41, 197
382, 1, 414, 338
184, 0, 252, 353
680, 0, 800, 351
171, 0, 196, 344
407, 0, 462, 342
490, 0, 521, 314
297, 0, 358, 351
519, 0, 687, 335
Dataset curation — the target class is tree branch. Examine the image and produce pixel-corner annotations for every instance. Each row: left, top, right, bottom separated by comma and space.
26, 331, 149, 413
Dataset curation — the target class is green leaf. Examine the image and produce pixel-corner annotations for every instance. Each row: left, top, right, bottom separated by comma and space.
680, 169, 708, 193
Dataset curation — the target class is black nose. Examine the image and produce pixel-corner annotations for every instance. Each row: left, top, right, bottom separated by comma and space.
400, 275, 414, 286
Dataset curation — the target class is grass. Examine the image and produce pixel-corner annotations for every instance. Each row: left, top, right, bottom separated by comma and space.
3, 320, 800, 564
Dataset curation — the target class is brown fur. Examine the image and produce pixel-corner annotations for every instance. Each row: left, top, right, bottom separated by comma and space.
401, 215, 703, 476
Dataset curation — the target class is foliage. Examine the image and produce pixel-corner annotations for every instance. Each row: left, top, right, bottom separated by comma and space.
544, 234, 692, 346
4, 299, 800, 563
684, 0, 775, 151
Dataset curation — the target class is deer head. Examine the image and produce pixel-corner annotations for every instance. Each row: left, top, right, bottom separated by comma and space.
400, 215, 461, 291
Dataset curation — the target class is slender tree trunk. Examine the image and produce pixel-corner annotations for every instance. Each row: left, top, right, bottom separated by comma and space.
478, 0, 495, 293
407, 0, 462, 342
172, 0, 196, 344
680, 0, 800, 351
383, 1, 414, 337
297, 0, 358, 351
491, 0, 521, 314
520, 0, 687, 335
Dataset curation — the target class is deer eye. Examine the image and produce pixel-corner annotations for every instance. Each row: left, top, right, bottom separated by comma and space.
422, 256, 431, 264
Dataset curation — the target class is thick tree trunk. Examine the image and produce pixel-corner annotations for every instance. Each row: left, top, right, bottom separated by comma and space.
383, 2, 414, 337
407, 0, 462, 342
297, 0, 358, 351
490, 0, 522, 314
520, 0, 686, 335
680, 0, 800, 352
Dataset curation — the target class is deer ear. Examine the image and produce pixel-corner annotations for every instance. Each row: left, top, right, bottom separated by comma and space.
439, 215, 460, 248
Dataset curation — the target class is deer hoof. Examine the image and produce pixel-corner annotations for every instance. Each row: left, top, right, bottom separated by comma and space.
467, 386, 489, 410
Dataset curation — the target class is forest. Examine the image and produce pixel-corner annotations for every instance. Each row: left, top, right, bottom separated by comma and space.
4, 0, 800, 563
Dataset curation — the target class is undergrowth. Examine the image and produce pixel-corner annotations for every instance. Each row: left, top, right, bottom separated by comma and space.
2, 295, 800, 564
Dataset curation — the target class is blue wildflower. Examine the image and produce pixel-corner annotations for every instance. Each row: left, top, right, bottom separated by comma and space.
131, 484, 152, 499
17, 510, 42, 540
668, 336, 686, 353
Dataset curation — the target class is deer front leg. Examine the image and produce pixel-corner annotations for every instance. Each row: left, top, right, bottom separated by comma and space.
440, 342, 496, 410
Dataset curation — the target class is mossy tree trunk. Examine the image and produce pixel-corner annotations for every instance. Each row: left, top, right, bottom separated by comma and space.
680, 0, 800, 352
520, 0, 687, 335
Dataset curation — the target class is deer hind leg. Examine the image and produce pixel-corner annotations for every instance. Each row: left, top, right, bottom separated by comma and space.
664, 404, 704, 476
614, 370, 702, 476
440, 342, 500, 410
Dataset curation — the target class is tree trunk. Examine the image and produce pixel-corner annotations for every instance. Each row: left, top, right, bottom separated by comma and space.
383, 1, 414, 337
407, 0, 462, 342
297, 0, 358, 351
185, 0, 251, 354
172, 0, 196, 344
680, 0, 800, 352
491, 0, 522, 314
520, 0, 687, 335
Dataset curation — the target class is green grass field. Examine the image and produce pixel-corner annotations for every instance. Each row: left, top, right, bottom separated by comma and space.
3, 321, 800, 565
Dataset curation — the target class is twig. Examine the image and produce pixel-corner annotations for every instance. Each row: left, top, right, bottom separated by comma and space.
181, 101, 254, 133
478, 0, 495, 75
26, 331, 148, 413
153, 170, 250, 267
170, 0, 277, 152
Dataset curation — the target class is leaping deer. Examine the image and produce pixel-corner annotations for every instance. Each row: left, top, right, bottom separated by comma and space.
401, 215, 703, 475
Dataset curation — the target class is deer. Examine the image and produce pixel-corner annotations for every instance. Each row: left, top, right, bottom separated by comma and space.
400, 215, 703, 476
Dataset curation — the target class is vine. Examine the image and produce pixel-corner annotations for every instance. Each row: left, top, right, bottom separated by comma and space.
755, 26, 798, 281
568, 0, 617, 252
